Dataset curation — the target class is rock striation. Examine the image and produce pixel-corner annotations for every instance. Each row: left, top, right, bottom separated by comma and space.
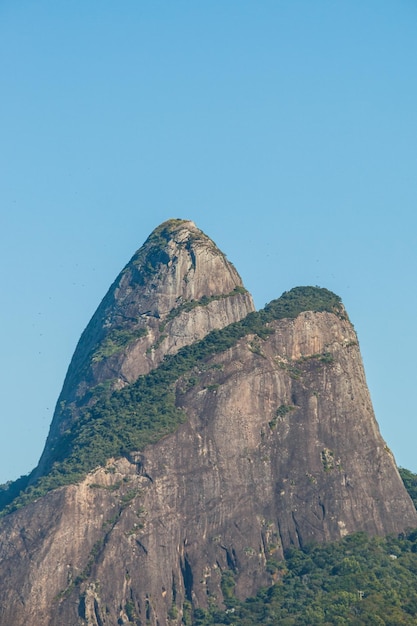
0, 219, 416, 626
35, 219, 254, 478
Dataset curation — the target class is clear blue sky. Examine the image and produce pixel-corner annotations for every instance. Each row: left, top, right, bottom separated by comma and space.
1, 1, 416, 484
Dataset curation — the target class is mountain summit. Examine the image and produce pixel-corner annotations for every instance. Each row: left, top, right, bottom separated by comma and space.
35, 218, 255, 478
0, 219, 415, 625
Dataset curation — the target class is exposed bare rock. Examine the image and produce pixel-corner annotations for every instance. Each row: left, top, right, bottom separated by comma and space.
0, 221, 415, 626
0, 308, 415, 625
35, 219, 254, 477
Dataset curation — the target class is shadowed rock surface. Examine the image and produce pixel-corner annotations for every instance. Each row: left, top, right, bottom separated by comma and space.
0, 220, 415, 626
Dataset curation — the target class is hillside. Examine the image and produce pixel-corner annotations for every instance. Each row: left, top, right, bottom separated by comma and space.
0, 219, 415, 626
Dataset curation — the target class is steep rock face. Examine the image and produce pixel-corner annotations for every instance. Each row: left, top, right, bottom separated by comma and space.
35, 219, 254, 477
0, 305, 416, 626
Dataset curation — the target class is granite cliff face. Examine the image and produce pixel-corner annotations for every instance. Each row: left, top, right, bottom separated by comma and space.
0, 220, 416, 626
35, 219, 254, 478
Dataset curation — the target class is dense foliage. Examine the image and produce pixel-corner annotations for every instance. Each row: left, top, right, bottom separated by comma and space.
263, 286, 344, 322
192, 529, 417, 625
191, 469, 417, 625
0, 286, 343, 514
399, 467, 417, 509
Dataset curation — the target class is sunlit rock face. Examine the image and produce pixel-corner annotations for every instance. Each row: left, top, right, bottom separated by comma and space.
35, 219, 255, 477
0, 220, 415, 626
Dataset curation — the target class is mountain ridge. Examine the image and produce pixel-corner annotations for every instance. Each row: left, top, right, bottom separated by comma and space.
0, 219, 416, 626
33, 218, 255, 482
0, 284, 349, 516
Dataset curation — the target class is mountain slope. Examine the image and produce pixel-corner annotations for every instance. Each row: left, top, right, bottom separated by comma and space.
34, 218, 254, 480
0, 221, 415, 626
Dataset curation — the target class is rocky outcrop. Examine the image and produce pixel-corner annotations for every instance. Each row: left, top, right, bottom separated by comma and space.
35, 219, 254, 478
0, 221, 416, 626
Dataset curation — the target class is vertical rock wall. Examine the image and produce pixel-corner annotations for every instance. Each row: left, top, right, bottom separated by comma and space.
35, 219, 254, 478
1, 220, 416, 625
0, 309, 415, 625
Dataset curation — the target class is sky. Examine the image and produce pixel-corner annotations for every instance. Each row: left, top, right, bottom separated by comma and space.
1, 1, 416, 484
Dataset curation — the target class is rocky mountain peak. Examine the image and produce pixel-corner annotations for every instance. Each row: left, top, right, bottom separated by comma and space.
0, 221, 416, 626
35, 219, 254, 478
122, 218, 240, 312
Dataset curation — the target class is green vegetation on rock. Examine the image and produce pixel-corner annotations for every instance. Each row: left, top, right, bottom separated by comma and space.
0, 286, 347, 515
190, 469, 417, 625
269, 405, 296, 430
399, 467, 417, 510
1, 280, 416, 623
193, 529, 417, 625
92, 327, 147, 362
262, 286, 345, 322
160, 286, 248, 331
130, 218, 207, 280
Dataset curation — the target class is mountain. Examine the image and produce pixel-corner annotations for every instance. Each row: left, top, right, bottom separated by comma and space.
34, 218, 255, 480
0, 219, 415, 626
